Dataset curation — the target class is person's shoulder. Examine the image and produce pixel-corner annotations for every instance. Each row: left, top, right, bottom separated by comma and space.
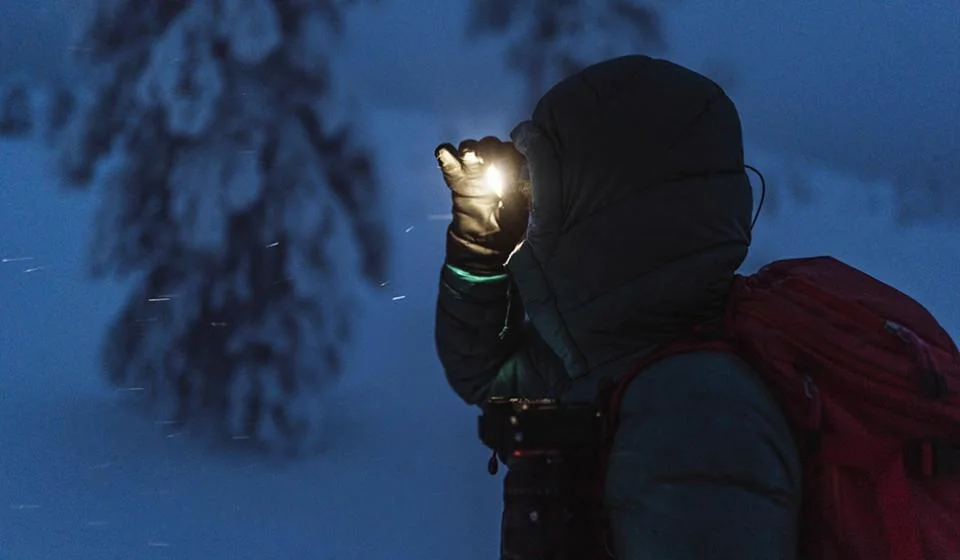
623, 349, 782, 419
621, 349, 802, 487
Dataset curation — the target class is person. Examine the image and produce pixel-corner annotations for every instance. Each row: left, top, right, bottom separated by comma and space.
434, 55, 801, 559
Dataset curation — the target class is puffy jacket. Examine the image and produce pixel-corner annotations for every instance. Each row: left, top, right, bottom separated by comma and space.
435, 55, 802, 559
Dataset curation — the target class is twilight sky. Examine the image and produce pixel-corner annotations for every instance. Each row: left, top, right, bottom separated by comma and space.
335, 0, 960, 221
2, 0, 957, 220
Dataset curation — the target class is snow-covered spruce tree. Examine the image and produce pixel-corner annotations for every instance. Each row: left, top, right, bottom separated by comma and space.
467, 0, 666, 106
57, 0, 387, 454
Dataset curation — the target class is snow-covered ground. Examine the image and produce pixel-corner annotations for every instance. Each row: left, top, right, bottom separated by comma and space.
1, 110, 958, 560
0, 125, 501, 559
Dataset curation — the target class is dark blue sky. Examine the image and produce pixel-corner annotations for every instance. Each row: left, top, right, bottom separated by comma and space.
2, 0, 958, 216
335, 1, 960, 216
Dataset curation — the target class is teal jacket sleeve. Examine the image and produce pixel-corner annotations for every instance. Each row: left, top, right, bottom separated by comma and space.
604, 351, 802, 560
435, 264, 564, 404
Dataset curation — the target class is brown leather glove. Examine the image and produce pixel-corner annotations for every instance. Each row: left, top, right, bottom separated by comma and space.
436, 137, 529, 275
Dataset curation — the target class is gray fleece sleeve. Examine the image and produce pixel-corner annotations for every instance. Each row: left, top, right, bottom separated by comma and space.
604, 351, 801, 560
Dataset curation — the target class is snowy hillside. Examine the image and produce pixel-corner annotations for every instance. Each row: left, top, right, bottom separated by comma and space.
2, 109, 959, 559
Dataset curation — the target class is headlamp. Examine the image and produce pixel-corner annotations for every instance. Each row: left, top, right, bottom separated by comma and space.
484, 164, 505, 198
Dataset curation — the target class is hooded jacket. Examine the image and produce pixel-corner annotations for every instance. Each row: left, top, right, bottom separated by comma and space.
435, 56, 800, 559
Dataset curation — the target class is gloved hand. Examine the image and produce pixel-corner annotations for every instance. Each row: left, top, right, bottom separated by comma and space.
436, 137, 529, 275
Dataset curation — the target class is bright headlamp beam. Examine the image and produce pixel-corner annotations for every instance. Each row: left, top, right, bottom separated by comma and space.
484, 164, 505, 198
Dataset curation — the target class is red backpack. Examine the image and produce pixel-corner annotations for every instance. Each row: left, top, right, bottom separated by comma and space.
606, 256, 960, 560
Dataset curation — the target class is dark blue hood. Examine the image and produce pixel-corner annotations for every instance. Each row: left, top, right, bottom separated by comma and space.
506, 55, 754, 380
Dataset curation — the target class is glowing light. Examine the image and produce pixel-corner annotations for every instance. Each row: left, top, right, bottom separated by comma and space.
484, 164, 505, 198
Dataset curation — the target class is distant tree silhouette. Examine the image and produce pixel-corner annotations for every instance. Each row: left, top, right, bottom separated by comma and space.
466, 0, 667, 106
467, 1, 960, 229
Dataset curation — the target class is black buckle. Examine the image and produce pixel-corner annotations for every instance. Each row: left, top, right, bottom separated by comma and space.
904, 439, 960, 478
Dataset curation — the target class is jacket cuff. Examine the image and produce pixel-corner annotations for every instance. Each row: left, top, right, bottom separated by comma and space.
441, 264, 511, 303
445, 264, 508, 283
